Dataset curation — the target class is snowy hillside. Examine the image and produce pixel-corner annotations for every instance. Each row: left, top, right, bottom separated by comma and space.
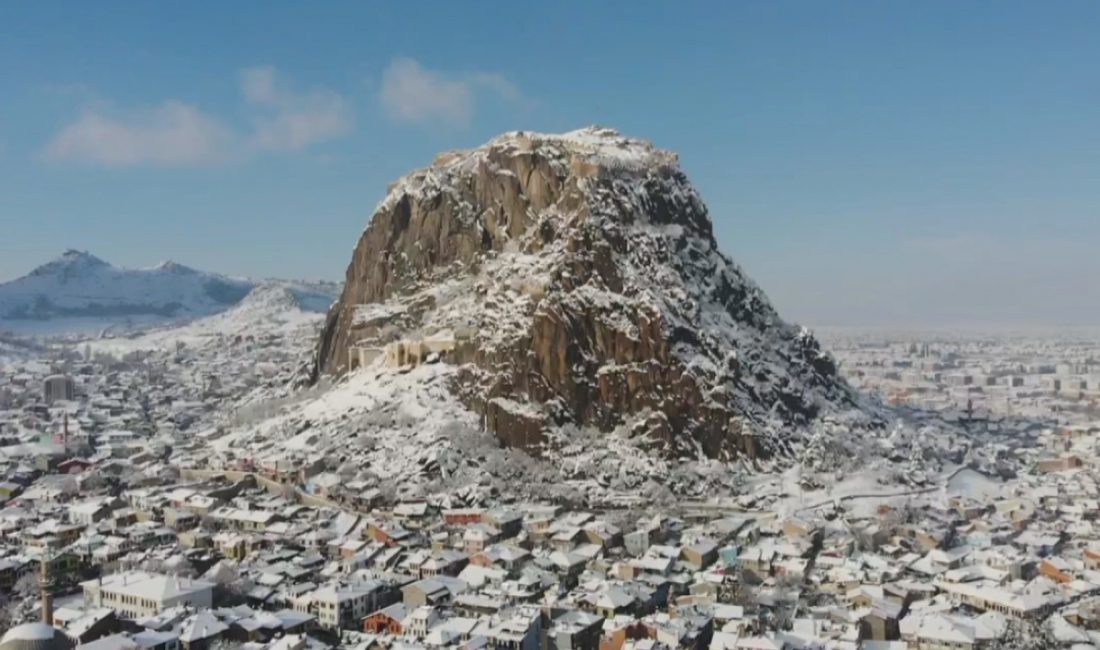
0, 250, 338, 335
89, 283, 324, 354
0, 332, 46, 364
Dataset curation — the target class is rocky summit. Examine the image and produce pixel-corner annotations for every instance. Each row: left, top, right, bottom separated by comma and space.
315, 127, 853, 460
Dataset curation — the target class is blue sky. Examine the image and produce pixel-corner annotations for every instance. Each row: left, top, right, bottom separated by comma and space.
1, 1, 1098, 326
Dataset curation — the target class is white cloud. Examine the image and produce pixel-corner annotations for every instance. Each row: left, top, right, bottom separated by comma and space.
44, 67, 353, 167
469, 72, 528, 106
242, 66, 354, 151
44, 101, 235, 166
380, 58, 473, 125
241, 67, 279, 106
379, 58, 529, 127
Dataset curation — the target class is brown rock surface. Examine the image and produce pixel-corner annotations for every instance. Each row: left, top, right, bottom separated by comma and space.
315, 128, 852, 459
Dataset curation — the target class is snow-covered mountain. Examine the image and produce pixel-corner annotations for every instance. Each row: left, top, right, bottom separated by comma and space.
0, 250, 338, 335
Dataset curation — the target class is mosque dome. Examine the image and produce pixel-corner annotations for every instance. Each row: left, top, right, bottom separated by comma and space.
0, 623, 72, 650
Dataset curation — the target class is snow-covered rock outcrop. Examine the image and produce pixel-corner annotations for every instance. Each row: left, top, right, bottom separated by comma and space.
316, 127, 856, 460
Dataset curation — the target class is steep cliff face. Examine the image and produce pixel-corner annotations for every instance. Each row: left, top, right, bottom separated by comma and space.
315, 128, 852, 460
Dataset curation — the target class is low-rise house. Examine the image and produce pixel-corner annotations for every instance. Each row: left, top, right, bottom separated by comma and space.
442, 508, 484, 526
463, 524, 501, 554
934, 580, 1057, 619
899, 611, 1007, 649
584, 522, 623, 550
471, 544, 531, 572
83, 572, 216, 619
624, 530, 651, 558
739, 546, 776, 580
310, 581, 395, 631
178, 611, 228, 650
419, 550, 469, 579
485, 605, 542, 650
362, 602, 407, 635
402, 579, 453, 607
68, 499, 117, 526
483, 510, 523, 538
403, 605, 440, 639
208, 507, 281, 532
546, 609, 604, 650
681, 541, 718, 571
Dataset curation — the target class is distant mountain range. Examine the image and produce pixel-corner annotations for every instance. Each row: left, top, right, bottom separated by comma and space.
0, 250, 338, 334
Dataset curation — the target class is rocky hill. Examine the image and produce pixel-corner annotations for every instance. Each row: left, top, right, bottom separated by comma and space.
315, 128, 854, 460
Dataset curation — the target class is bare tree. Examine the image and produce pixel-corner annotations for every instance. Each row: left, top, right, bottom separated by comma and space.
990, 619, 1054, 650
0, 592, 14, 634
12, 573, 37, 598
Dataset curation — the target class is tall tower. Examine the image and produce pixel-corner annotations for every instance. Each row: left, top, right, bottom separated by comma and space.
38, 553, 54, 625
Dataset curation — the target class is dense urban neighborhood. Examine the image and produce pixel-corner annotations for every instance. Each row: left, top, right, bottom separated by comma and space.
3, 318, 1100, 650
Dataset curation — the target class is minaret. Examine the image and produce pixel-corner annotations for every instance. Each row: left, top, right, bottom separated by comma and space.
39, 553, 54, 625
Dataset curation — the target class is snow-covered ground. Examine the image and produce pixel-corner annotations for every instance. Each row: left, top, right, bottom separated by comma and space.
211, 363, 484, 487
0, 314, 185, 338
0, 332, 47, 364
87, 284, 324, 355
945, 467, 1008, 501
